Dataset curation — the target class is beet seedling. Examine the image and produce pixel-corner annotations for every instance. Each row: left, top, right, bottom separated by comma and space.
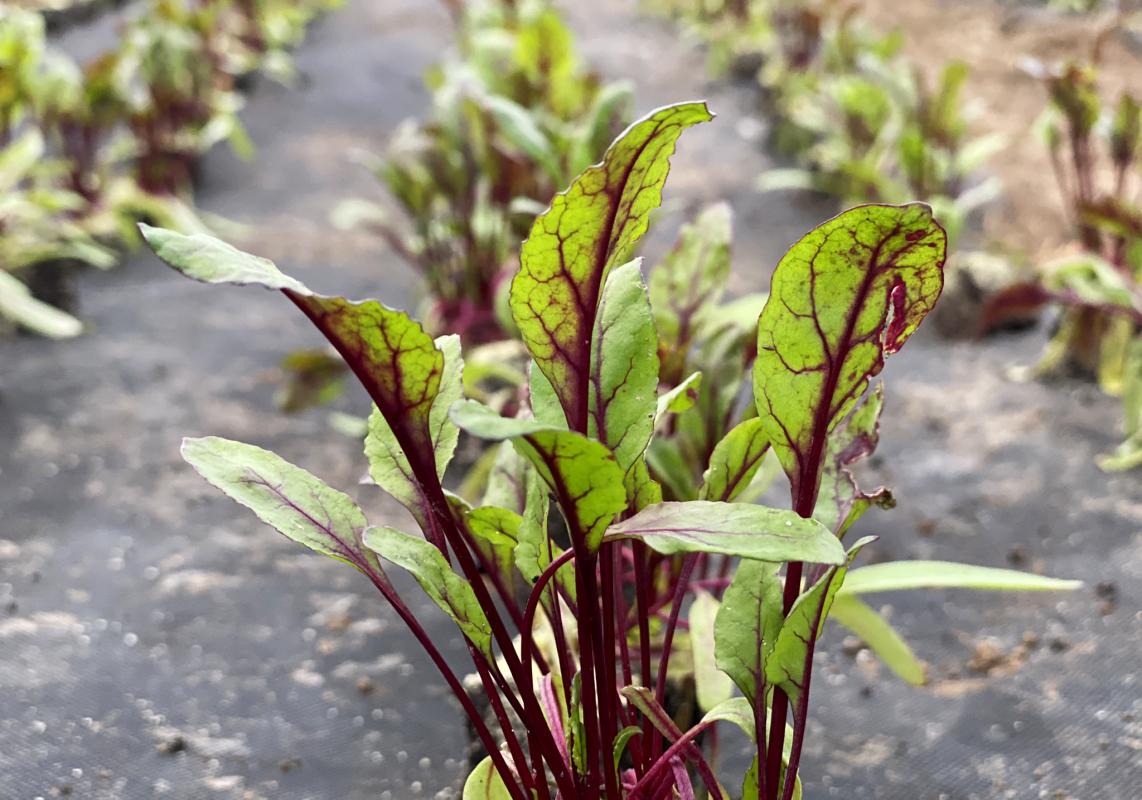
144, 102, 1078, 798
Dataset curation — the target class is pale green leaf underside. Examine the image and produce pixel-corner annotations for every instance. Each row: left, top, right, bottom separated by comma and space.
140, 224, 310, 294
838, 561, 1082, 595
690, 590, 734, 712
143, 226, 445, 454
605, 501, 846, 564
364, 526, 494, 660
181, 436, 367, 566
701, 697, 794, 758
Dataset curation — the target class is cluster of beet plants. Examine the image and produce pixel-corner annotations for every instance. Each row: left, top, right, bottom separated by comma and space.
143, 103, 1078, 798
0, 0, 338, 338
986, 57, 1142, 471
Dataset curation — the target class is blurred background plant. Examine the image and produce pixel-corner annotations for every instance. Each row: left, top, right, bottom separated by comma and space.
0, 0, 340, 338
645, 1, 1008, 322
986, 58, 1142, 471
643, 203, 778, 502
640, 0, 1140, 473
334, 0, 633, 346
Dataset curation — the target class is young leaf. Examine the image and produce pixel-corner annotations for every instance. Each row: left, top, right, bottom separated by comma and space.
699, 417, 771, 502
714, 559, 784, 704
512, 101, 713, 431
813, 383, 893, 536
829, 594, 927, 686
766, 537, 875, 712
702, 699, 800, 800
482, 442, 533, 514
589, 258, 661, 473
181, 436, 375, 570
650, 202, 733, 381
752, 204, 946, 503
690, 590, 734, 712
612, 725, 642, 772
838, 561, 1083, 595
620, 686, 688, 742
605, 501, 846, 564
363, 526, 494, 661
452, 400, 627, 552
462, 756, 513, 800
656, 371, 703, 422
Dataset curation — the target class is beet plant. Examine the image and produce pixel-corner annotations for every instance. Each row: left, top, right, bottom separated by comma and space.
986, 60, 1142, 470
143, 102, 1078, 798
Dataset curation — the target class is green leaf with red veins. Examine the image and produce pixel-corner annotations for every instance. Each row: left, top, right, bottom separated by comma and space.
624, 456, 663, 512
363, 526, 494, 661
291, 294, 443, 459
752, 204, 946, 504
529, 360, 569, 429
451, 400, 627, 553
589, 258, 660, 474
181, 436, 381, 575
699, 417, 771, 503
765, 537, 876, 714
465, 505, 524, 595
714, 559, 784, 704
512, 101, 714, 432
364, 334, 462, 546
812, 383, 893, 537
650, 203, 733, 384
604, 501, 845, 564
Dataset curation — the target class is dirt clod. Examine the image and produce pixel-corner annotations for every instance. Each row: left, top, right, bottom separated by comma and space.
279, 757, 302, 773
156, 735, 186, 755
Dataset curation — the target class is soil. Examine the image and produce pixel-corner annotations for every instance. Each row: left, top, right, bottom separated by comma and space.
1, 1, 1139, 799
860, 0, 1142, 267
